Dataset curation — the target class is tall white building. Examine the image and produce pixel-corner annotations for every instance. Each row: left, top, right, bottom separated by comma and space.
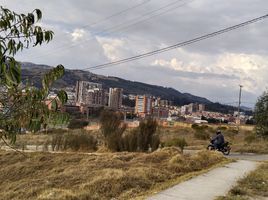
75, 81, 105, 106
108, 88, 123, 110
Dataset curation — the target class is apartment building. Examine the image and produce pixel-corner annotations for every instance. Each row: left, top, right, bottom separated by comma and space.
135, 95, 152, 117
75, 81, 105, 106
108, 88, 123, 110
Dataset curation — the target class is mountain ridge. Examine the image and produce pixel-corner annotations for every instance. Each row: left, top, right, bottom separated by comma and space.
21, 62, 238, 113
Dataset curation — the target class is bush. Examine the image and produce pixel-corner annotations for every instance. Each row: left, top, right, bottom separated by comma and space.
68, 119, 89, 129
137, 118, 159, 151
122, 118, 160, 152
51, 133, 64, 151
194, 130, 210, 140
44, 128, 65, 135
50, 130, 97, 151
100, 110, 126, 151
64, 130, 97, 151
244, 133, 257, 144
192, 124, 210, 140
225, 128, 238, 137
99, 111, 160, 152
106, 131, 125, 152
191, 124, 208, 130
191, 124, 199, 129
218, 126, 228, 130
165, 137, 188, 153
122, 129, 139, 152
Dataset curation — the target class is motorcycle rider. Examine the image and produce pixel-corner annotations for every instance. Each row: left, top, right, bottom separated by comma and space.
211, 130, 225, 149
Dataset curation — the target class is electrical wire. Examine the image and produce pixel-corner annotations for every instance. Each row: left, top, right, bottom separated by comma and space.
84, 13, 268, 70
31, 0, 191, 59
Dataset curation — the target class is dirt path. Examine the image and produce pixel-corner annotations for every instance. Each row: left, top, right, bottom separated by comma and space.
148, 160, 259, 200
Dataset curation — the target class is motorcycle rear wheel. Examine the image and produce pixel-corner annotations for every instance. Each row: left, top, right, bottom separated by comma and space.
222, 147, 231, 155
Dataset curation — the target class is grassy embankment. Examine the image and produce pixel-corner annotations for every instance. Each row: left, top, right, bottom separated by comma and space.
216, 162, 268, 200
0, 148, 228, 200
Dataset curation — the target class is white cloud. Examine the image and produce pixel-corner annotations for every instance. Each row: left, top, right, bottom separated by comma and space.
71, 29, 86, 41
3, 0, 268, 105
96, 37, 125, 61
151, 51, 268, 96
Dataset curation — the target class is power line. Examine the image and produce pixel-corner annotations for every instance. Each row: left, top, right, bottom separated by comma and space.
32, 0, 191, 60
85, 13, 268, 70
108, 0, 195, 35
78, 0, 151, 29
46, 0, 151, 38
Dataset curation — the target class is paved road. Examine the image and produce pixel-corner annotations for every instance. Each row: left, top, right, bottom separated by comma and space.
227, 152, 268, 161
147, 160, 258, 200
184, 149, 268, 161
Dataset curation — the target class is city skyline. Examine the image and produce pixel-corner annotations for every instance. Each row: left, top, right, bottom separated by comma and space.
2, 0, 268, 107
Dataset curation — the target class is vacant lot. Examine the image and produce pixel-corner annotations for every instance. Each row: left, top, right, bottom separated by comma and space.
0, 149, 226, 200
4, 123, 267, 154
217, 162, 268, 200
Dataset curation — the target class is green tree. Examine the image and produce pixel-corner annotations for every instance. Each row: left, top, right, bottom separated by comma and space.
254, 91, 268, 138
0, 6, 69, 143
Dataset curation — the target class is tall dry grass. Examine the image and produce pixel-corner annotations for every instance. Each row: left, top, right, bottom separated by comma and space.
0, 148, 226, 200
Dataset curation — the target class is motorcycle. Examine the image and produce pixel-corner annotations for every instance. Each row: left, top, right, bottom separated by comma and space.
207, 140, 231, 155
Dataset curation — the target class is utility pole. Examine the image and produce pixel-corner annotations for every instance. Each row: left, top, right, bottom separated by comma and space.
237, 85, 243, 131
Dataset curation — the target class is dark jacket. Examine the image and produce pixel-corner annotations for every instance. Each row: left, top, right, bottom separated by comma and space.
212, 133, 225, 145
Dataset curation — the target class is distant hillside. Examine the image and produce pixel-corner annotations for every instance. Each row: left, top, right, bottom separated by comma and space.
21, 62, 238, 113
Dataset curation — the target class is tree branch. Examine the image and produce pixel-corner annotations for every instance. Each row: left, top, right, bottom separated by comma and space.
1, 136, 27, 157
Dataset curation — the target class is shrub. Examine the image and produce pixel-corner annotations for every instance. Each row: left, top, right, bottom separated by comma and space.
51, 133, 64, 151
100, 110, 126, 151
225, 128, 238, 138
50, 130, 97, 151
106, 130, 125, 152
64, 130, 97, 151
244, 133, 257, 144
194, 130, 210, 140
44, 128, 65, 135
218, 126, 228, 130
191, 124, 199, 129
137, 118, 160, 151
99, 111, 160, 152
192, 124, 210, 140
165, 137, 188, 153
191, 124, 208, 130
68, 119, 89, 129
230, 187, 247, 196
122, 129, 139, 152
122, 118, 160, 152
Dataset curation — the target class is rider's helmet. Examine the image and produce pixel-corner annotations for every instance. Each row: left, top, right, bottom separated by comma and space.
216, 130, 221, 134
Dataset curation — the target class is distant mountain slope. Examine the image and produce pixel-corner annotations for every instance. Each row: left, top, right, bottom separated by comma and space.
21, 62, 237, 113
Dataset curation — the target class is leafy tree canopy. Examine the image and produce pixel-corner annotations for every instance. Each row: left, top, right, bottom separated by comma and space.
254, 91, 268, 138
0, 6, 69, 143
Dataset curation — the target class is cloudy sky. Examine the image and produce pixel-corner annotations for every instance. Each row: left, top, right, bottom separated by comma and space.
1, 0, 268, 107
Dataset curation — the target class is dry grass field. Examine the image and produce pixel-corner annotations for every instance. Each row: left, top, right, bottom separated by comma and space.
0, 148, 226, 200
159, 124, 268, 154
6, 123, 267, 154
